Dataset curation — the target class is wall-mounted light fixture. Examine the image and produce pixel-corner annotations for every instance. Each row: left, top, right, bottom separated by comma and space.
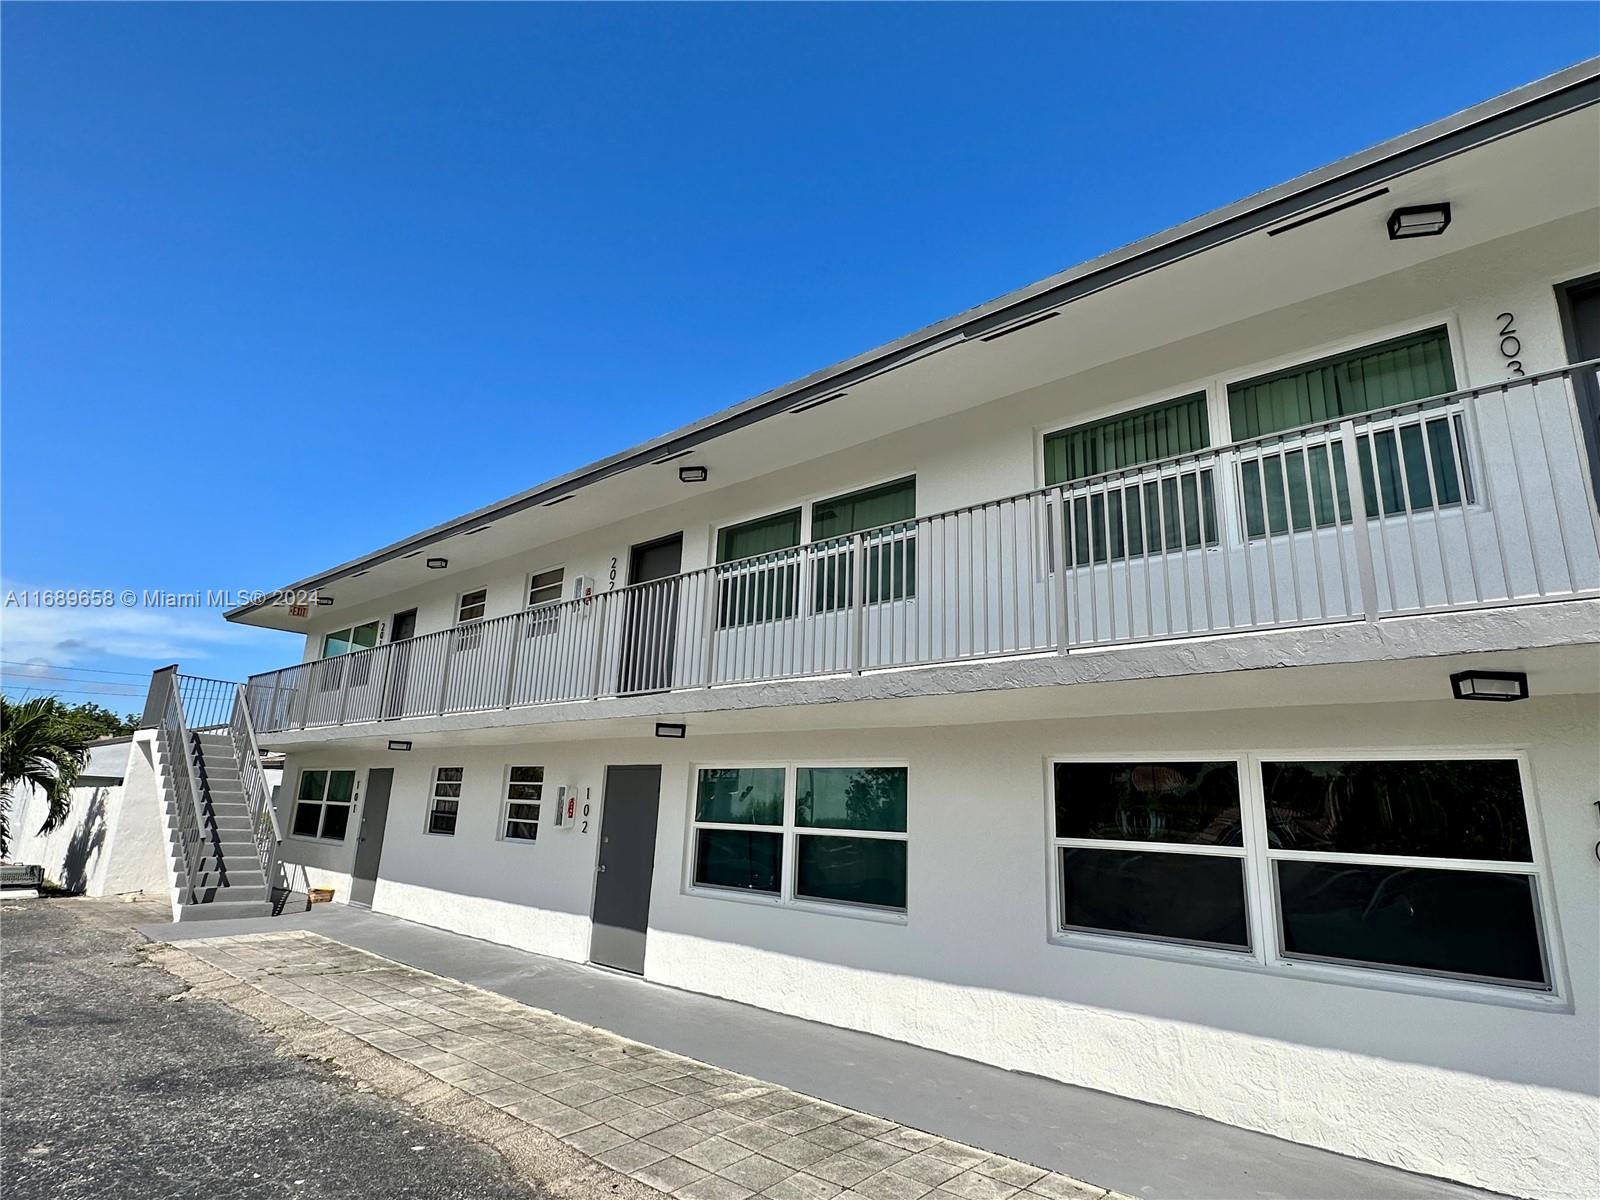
426, 557, 448, 570
1387, 202, 1451, 240
387, 739, 413, 752
678, 466, 708, 484
1450, 670, 1528, 702
654, 722, 687, 739
315, 596, 334, 607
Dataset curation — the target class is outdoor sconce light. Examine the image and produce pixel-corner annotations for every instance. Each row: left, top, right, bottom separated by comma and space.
1387, 203, 1451, 240
655, 722, 687, 739
426, 557, 448, 569
315, 596, 334, 606
1450, 670, 1529, 702
678, 465, 708, 484
387, 739, 412, 752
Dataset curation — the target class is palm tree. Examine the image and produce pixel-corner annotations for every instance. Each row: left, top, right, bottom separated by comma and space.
0, 696, 95, 859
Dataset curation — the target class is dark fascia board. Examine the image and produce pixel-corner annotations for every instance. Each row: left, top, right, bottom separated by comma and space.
227, 57, 1600, 623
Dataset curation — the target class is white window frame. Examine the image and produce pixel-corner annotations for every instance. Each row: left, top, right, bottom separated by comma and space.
455, 588, 488, 624
685, 760, 910, 924
708, 474, 919, 632
1048, 754, 1258, 956
1044, 748, 1569, 1011
499, 764, 543, 843
289, 767, 358, 843
425, 766, 465, 837
524, 568, 565, 637
454, 588, 489, 651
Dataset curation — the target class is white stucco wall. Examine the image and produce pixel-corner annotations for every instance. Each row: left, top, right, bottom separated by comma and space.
6, 734, 169, 898
275, 691, 1600, 1199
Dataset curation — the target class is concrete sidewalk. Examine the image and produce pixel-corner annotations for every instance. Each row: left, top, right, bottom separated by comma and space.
143, 905, 1495, 1200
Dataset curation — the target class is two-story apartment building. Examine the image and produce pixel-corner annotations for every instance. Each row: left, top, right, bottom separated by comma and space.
216, 63, 1600, 1199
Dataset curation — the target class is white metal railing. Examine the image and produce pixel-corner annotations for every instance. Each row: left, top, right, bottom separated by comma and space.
245, 362, 1600, 734
146, 666, 210, 904
228, 680, 282, 889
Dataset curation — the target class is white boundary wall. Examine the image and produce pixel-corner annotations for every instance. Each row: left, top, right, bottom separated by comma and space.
6, 734, 170, 898
276, 693, 1600, 1199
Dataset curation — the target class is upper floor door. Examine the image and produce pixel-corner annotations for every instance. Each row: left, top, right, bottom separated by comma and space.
620, 533, 682, 694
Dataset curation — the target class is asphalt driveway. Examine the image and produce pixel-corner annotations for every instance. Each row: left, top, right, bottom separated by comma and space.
0, 896, 542, 1200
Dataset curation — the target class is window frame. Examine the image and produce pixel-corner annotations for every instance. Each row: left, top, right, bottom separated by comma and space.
425, 766, 465, 838
685, 760, 911, 923
1048, 754, 1261, 956
498, 764, 543, 843
524, 568, 565, 637
288, 767, 358, 843
1045, 748, 1568, 1010
454, 589, 489, 652
708, 472, 919, 627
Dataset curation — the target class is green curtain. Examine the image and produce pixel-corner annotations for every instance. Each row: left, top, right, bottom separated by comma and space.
812, 478, 916, 607
1229, 328, 1465, 536
1228, 327, 1457, 438
716, 510, 801, 627
1044, 393, 1210, 487
811, 478, 915, 539
717, 510, 801, 563
1045, 394, 1216, 566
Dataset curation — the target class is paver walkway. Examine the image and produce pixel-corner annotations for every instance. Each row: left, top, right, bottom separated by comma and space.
160, 930, 1114, 1200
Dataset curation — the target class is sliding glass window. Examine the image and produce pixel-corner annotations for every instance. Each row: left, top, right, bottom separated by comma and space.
690, 764, 909, 914
1043, 394, 1216, 566
1262, 758, 1547, 988
812, 478, 916, 609
1227, 327, 1469, 537
691, 767, 784, 894
1051, 753, 1554, 996
715, 510, 801, 627
1052, 760, 1249, 950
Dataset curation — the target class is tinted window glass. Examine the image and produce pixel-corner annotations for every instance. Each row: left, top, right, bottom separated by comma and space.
797, 767, 907, 832
321, 804, 351, 842
1055, 761, 1242, 846
1276, 861, 1546, 986
696, 768, 784, 825
1262, 760, 1530, 861
298, 770, 326, 802
796, 836, 907, 909
695, 830, 781, 893
292, 803, 321, 838
1059, 848, 1249, 948
326, 770, 355, 805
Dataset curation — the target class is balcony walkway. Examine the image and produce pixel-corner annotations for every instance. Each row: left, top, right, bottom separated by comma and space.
245, 362, 1600, 737
145, 904, 1502, 1200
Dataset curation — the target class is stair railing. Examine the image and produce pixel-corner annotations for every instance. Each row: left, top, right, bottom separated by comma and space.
228, 680, 282, 892
146, 666, 211, 906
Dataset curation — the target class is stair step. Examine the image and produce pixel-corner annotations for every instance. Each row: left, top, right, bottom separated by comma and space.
184, 876, 268, 896
176, 899, 272, 922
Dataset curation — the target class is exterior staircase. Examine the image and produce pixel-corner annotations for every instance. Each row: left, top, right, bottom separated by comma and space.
145, 667, 283, 922
161, 731, 273, 919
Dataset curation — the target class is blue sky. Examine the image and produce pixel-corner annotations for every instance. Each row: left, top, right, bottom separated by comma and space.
3, 3, 1595, 713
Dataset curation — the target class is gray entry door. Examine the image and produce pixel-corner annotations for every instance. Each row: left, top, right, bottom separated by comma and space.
589, 765, 663, 974
349, 768, 393, 907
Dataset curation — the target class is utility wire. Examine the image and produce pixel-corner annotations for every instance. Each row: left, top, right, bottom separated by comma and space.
0, 683, 143, 702
0, 660, 154, 677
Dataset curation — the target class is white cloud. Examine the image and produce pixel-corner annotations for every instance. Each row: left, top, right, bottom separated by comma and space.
0, 589, 285, 668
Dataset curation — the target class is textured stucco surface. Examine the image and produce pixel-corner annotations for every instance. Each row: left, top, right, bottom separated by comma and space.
268, 693, 1600, 1198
